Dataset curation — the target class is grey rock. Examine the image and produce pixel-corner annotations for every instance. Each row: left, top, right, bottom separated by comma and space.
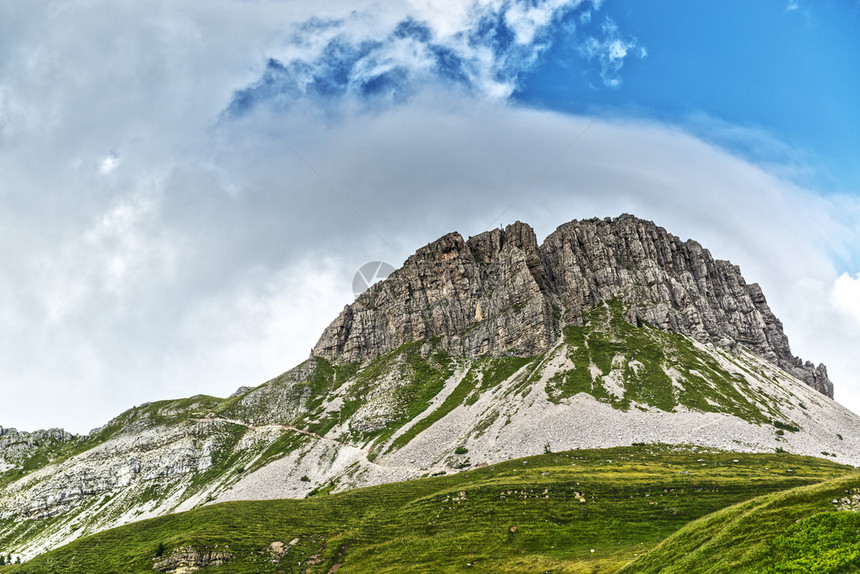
541, 216, 832, 396
312, 222, 557, 363
313, 215, 833, 397
0, 426, 77, 468
153, 545, 233, 572
229, 386, 253, 398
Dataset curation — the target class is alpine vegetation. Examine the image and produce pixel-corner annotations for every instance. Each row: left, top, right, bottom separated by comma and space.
1, 215, 858, 567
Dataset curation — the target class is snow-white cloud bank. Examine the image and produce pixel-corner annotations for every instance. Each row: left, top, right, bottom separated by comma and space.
0, 1, 857, 432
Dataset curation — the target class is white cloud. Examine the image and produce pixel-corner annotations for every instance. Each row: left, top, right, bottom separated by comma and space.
0, 0, 857, 436
607, 40, 628, 60
31, 175, 180, 323
99, 153, 119, 175
226, 0, 608, 109
834, 273, 860, 326
504, 0, 578, 44
579, 17, 646, 87
2, 89, 860, 431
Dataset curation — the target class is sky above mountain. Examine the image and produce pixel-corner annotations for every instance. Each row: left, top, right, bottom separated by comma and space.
1, 0, 859, 433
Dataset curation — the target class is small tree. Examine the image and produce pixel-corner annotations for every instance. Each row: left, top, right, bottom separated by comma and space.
0, 555, 6, 566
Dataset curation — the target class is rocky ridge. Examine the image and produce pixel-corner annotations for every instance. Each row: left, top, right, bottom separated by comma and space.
0, 214, 854, 562
313, 215, 832, 396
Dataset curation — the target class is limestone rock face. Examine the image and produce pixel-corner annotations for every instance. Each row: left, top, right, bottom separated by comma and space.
540, 216, 832, 396
0, 427, 76, 471
313, 215, 833, 397
312, 222, 558, 362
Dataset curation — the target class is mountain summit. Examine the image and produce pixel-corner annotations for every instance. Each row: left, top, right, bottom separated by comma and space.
314, 215, 832, 396
1, 214, 855, 561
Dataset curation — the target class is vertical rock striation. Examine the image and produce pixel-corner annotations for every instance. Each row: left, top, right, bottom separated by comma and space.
312, 222, 558, 362
312, 215, 833, 397
540, 216, 832, 396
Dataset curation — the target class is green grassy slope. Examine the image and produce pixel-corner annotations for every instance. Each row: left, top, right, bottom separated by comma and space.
618, 470, 860, 574
546, 301, 783, 423
1, 301, 853, 564
0, 395, 300, 557
2, 446, 851, 574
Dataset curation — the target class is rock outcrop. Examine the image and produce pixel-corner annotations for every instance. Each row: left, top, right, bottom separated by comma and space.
0, 427, 76, 472
312, 222, 556, 362
153, 545, 233, 573
313, 215, 832, 397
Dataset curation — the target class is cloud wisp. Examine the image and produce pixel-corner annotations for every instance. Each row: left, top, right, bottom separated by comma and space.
579, 17, 646, 87
225, 0, 639, 113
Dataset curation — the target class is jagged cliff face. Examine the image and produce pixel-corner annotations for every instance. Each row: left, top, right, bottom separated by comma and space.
313, 215, 832, 397
312, 225, 557, 361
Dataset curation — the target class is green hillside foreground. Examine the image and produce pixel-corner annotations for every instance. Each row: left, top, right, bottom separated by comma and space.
0, 446, 853, 574
619, 468, 860, 573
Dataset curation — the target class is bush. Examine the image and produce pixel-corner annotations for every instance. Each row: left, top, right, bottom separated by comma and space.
454, 446, 468, 455
773, 420, 800, 433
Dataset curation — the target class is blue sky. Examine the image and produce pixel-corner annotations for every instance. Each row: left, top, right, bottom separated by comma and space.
518, 1, 860, 198
1, 0, 859, 432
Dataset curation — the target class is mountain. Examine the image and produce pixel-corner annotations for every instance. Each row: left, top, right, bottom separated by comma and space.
314, 215, 831, 395
0, 214, 857, 562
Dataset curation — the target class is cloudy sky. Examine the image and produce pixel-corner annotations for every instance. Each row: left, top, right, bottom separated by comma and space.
1, 0, 859, 434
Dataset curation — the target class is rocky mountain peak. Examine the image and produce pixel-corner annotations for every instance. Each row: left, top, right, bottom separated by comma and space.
312, 215, 832, 397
